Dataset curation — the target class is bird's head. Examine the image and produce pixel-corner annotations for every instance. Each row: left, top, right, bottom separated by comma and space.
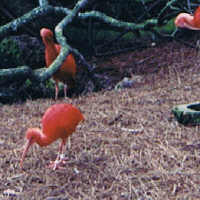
174, 13, 191, 28
174, 13, 200, 30
40, 28, 54, 44
20, 128, 41, 169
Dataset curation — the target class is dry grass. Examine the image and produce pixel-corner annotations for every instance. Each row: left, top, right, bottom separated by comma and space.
1, 41, 200, 199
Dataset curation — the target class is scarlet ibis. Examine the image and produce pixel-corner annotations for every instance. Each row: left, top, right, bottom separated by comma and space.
175, 6, 200, 30
40, 28, 76, 100
20, 103, 84, 170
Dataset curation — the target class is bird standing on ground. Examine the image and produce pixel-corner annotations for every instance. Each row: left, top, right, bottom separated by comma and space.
20, 103, 84, 170
175, 6, 200, 30
40, 28, 76, 100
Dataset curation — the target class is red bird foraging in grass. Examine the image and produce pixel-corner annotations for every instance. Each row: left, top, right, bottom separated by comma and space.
20, 103, 84, 170
175, 6, 200, 30
40, 28, 76, 100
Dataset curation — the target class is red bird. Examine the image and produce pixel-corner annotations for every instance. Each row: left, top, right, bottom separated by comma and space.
175, 6, 200, 30
20, 103, 84, 170
40, 28, 76, 100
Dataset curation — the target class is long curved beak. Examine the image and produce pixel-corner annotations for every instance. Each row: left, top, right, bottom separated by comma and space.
20, 139, 33, 169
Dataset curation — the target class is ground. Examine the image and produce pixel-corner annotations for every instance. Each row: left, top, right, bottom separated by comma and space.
1, 40, 200, 199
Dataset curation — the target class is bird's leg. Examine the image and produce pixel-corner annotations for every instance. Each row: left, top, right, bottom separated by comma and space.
55, 81, 59, 100
48, 139, 66, 170
64, 84, 67, 98
57, 138, 66, 163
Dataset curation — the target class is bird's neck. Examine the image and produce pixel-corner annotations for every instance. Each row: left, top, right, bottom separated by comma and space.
45, 43, 58, 67
42, 38, 58, 67
31, 128, 53, 147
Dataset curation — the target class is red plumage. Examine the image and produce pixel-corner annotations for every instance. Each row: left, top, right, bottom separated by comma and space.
193, 6, 200, 28
42, 104, 83, 142
40, 28, 76, 99
20, 103, 84, 170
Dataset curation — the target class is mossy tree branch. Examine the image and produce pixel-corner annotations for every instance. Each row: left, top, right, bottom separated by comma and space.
79, 11, 158, 31
39, 0, 90, 82
0, 66, 32, 85
0, 1, 159, 84
0, 0, 166, 101
0, 6, 55, 41
0, 3, 159, 44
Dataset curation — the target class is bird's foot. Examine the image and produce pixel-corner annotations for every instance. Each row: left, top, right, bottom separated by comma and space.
47, 154, 66, 170
47, 160, 66, 170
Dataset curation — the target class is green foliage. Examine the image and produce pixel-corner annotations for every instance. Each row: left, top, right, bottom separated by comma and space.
45, 79, 55, 90
156, 18, 175, 34
0, 38, 20, 59
25, 79, 32, 87
23, 78, 55, 99
0, 38, 22, 68
25, 78, 54, 90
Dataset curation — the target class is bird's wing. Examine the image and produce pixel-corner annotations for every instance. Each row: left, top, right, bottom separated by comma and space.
194, 6, 200, 27
41, 104, 83, 140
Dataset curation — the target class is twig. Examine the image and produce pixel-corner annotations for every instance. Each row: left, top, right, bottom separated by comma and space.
0, 1, 37, 37
158, 0, 179, 18
120, 127, 144, 134
187, 0, 192, 13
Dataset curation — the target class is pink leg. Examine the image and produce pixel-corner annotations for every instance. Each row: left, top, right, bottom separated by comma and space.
55, 81, 59, 100
48, 139, 66, 170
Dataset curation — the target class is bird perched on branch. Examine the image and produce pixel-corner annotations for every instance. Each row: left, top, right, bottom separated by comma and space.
20, 103, 84, 170
175, 6, 200, 30
40, 28, 76, 100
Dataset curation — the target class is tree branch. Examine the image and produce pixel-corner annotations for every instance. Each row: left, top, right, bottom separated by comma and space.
40, 0, 90, 82
0, 6, 55, 41
158, 0, 179, 19
0, 66, 31, 85
0, 66, 44, 85
39, 0, 49, 6
0, 0, 160, 99
0, 3, 159, 42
